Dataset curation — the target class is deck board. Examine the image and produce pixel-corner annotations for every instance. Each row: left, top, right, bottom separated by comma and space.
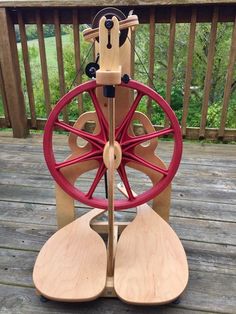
0, 132, 236, 313
0, 285, 217, 314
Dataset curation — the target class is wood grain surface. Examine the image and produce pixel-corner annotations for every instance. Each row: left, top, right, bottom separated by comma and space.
0, 133, 235, 313
0, 1, 234, 8
114, 187, 188, 305
33, 208, 107, 301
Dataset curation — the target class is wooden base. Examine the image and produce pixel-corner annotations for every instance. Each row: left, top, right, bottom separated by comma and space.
33, 199, 188, 304
114, 203, 188, 305
113, 185, 188, 305
33, 208, 107, 302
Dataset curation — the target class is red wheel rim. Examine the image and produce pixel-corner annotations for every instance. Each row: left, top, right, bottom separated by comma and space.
43, 79, 182, 210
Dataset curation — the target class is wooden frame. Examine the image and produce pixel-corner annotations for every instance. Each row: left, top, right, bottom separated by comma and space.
33, 10, 189, 305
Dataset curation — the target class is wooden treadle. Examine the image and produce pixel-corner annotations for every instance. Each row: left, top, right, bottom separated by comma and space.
33, 208, 107, 302
114, 187, 189, 305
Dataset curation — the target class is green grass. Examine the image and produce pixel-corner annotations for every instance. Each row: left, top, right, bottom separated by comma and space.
15, 34, 76, 118
17, 34, 72, 73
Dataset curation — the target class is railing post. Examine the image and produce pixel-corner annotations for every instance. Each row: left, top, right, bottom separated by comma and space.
0, 62, 10, 127
218, 14, 236, 139
181, 7, 197, 137
147, 7, 156, 120
73, 9, 83, 114
165, 7, 176, 127
0, 8, 29, 138
199, 7, 218, 139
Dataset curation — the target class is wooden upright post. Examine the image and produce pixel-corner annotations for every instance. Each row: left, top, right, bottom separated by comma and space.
0, 8, 29, 138
199, 7, 218, 139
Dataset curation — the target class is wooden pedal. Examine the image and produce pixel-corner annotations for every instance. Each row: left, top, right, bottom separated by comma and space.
33, 208, 107, 302
114, 185, 189, 305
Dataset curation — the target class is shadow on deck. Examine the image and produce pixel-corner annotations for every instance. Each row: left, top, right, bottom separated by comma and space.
0, 132, 235, 314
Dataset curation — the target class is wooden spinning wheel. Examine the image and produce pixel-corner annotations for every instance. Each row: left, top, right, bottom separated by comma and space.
33, 8, 189, 305
43, 80, 182, 210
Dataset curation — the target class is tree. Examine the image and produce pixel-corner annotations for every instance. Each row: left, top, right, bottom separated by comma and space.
134, 22, 236, 128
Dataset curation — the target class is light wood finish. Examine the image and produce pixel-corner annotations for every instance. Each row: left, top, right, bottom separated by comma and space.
55, 184, 75, 229
56, 167, 96, 223
102, 225, 118, 297
181, 8, 197, 137
218, 15, 236, 139
131, 111, 171, 221
103, 141, 122, 170
17, 10, 37, 128
33, 207, 107, 301
91, 221, 129, 235
56, 110, 171, 227
165, 7, 176, 126
95, 30, 133, 128
96, 16, 121, 85
54, 19, 137, 230
83, 15, 139, 43
114, 187, 188, 305
35, 10, 176, 304
0, 8, 28, 138
199, 7, 218, 138
107, 97, 115, 276
95, 15, 171, 221
95, 26, 135, 176
36, 10, 51, 117
103, 276, 117, 297
72, 8, 83, 113
147, 7, 155, 119
55, 111, 100, 229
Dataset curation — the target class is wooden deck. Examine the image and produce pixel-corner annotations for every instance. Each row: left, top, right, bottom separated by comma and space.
0, 131, 235, 313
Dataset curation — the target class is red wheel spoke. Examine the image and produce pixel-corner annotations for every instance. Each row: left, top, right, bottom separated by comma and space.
124, 152, 168, 176
86, 163, 107, 199
117, 164, 134, 200
44, 79, 182, 210
89, 89, 108, 138
116, 92, 143, 141
122, 127, 173, 151
55, 121, 104, 148
55, 151, 102, 170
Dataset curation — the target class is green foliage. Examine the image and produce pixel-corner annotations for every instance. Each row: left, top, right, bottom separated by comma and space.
0, 97, 4, 116
8, 22, 235, 131
15, 24, 70, 42
16, 28, 95, 118
134, 21, 236, 129
226, 97, 236, 128
62, 28, 95, 113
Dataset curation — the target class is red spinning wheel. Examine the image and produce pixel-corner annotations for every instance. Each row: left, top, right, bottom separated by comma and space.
44, 79, 182, 210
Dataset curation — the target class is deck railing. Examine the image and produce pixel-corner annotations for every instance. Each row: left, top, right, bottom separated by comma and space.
0, 1, 235, 140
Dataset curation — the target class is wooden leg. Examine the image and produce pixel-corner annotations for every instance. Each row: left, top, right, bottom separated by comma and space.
55, 184, 75, 229
107, 97, 115, 276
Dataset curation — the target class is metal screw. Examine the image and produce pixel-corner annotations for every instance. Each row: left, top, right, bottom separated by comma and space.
105, 19, 114, 30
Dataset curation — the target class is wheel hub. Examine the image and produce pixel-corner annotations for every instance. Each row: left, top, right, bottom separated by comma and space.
103, 141, 122, 170
43, 80, 182, 210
